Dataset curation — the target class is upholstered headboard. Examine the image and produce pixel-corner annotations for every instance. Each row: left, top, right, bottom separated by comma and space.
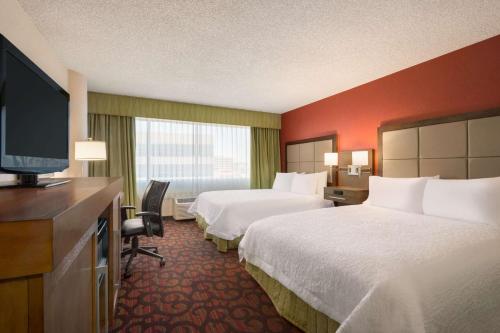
286, 134, 337, 182
378, 109, 500, 179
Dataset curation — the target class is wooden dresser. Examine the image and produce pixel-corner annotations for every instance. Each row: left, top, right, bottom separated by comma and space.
0, 177, 122, 333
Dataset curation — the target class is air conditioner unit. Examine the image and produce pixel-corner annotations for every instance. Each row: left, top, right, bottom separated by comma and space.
173, 197, 196, 221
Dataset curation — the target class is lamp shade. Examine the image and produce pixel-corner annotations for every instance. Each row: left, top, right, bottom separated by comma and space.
324, 152, 338, 166
352, 150, 368, 166
75, 140, 107, 161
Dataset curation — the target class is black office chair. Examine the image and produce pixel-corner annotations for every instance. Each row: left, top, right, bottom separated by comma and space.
121, 180, 170, 278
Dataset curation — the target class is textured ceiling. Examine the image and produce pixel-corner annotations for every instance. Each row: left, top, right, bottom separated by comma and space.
19, 1, 500, 113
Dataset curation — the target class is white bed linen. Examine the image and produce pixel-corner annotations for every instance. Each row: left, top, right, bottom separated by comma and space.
188, 189, 332, 240
239, 205, 500, 333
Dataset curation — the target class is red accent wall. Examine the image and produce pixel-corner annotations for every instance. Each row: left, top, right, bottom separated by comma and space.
281, 35, 500, 172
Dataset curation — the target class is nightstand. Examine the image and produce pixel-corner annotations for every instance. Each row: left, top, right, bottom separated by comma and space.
324, 186, 369, 206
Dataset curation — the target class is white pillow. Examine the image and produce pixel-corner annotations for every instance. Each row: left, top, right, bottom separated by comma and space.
291, 173, 318, 195
315, 171, 328, 195
272, 172, 296, 192
423, 177, 500, 225
366, 176, 430, 213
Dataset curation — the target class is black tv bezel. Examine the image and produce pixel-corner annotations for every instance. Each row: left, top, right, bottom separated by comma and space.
0, 34, 70, 175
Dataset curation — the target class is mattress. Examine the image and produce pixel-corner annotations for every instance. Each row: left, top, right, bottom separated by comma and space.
239, 205, 500, 333
188, 189, 332, 241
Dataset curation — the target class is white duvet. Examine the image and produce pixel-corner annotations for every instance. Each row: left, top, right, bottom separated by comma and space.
239, 205, 500, 333
188, 189, 332, 240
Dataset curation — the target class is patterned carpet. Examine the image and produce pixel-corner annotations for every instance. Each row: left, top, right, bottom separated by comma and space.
112, 219, 302, 333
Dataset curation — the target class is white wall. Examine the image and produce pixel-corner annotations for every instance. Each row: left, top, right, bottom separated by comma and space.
0, 0, 87, 181
57, 70, 88, 177
69, 70, 89, 177
0, 0, 67, 89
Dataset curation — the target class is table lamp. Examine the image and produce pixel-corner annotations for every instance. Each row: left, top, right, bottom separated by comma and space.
75, 138, 107, 176
324, 152, 338, 184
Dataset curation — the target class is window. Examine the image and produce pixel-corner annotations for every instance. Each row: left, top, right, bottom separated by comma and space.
136, 118, 250, 197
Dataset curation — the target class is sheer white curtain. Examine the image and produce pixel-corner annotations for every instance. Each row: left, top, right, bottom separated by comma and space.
136, 118, 250, 198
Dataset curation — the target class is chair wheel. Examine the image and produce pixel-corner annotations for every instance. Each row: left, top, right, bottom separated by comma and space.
160, 259, 166, 267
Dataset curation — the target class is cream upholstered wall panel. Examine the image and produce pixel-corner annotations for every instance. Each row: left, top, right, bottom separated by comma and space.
299, 143, 315, 162
299, 162, 315, 173
382, 128, 418, 178
314, 162, 330, 174
287, 145, 300, 163
382, 128, 418, 159
381, 113, 500, 179
287, 162, 299, 173
286, 136, 335, 175
314, 140, 333, 162
469, 158, 500, 178
383, 159, 419, 178
419, 121, 467, 158
420, 159, 467, 179
314, 140, 333, 176
467, 115, 500, 178
468, 116, 500, 157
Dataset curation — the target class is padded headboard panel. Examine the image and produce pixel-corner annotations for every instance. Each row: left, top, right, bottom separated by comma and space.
378, 109, 500, 179
286, 134, 337, 181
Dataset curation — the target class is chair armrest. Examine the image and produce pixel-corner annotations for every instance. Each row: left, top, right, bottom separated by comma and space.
135, 211, 160, 217
120, 205, 137, 225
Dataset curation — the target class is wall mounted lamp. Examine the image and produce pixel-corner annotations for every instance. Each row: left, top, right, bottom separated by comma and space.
348, 150, 370, 176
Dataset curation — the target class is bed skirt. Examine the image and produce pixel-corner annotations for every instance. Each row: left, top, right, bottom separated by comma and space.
245, 262, 340, 333
195, 214, 242, 252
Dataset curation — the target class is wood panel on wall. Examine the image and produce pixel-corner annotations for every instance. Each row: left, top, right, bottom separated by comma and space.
280, 35, 500, 173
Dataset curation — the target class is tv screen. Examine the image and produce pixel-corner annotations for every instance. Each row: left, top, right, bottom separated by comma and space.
0, 34, 69, 174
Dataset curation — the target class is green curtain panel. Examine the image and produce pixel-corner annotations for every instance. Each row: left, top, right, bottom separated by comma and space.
251, 127, 281, 189
88, 113, 137, 209
88, 92, 281, 129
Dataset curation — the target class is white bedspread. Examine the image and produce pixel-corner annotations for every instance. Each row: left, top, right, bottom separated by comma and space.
239, 205, 500, 333
188, 189, 332, 240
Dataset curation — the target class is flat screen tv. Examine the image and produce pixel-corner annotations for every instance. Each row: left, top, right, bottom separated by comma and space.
0, 34, 70, 187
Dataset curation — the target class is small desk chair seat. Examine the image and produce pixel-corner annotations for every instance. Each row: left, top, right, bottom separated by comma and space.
122, 218, 162, 236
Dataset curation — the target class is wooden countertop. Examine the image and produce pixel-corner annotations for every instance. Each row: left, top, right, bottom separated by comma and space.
0, 177, 122, 222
